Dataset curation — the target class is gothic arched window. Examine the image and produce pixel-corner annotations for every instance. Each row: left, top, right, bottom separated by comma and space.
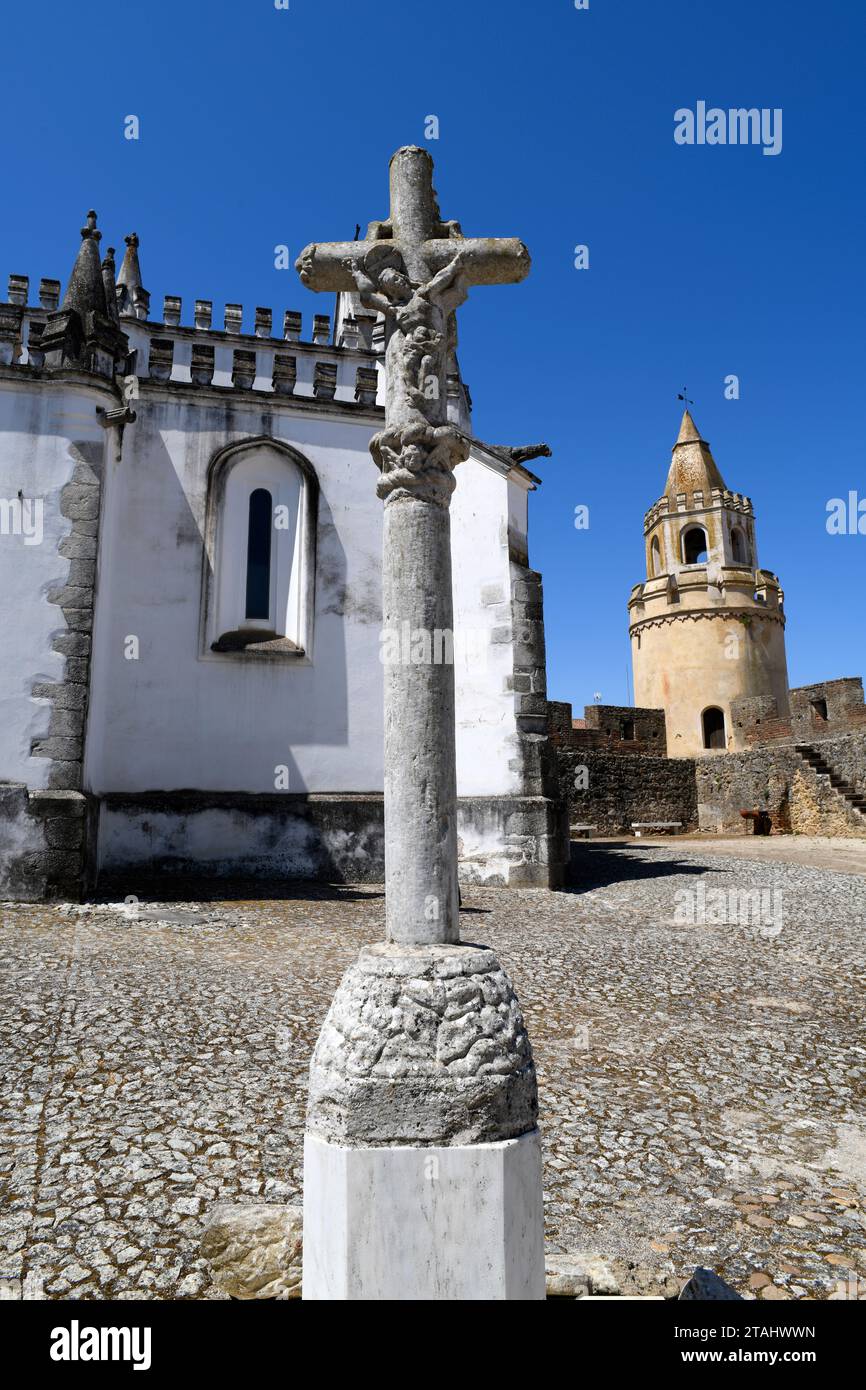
203, 439, 318, 657
730, 526, 747, 564
682, 526, 708, 565
650, 534, 662, 576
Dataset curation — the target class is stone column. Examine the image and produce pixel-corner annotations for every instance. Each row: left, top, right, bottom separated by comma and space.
381, 457, 461, 946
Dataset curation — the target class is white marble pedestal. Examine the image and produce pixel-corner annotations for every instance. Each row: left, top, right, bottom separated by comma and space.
302, 1128, 545, 1301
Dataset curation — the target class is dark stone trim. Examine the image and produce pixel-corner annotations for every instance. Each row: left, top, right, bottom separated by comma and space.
0, 785, 93, 900
29, 439, 105, 792
506, 562, 570, 882
209, 630, 305, 659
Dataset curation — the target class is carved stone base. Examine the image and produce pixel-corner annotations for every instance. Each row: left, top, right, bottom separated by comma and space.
306, 941, 538, 1146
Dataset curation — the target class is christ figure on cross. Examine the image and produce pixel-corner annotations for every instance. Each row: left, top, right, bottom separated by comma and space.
340, 241, 468, 424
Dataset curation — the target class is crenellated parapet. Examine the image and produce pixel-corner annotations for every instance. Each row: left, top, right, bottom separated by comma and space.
0, 271, 391, 411
0, 212, 479, 425
643, 486, 754, 534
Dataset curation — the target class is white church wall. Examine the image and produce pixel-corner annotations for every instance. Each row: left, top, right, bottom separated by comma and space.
84, 391, 386, 796
451, 454, 523, 798
0, 261, 566, 892
84, 411, 564, 883
85, 395, 526, 803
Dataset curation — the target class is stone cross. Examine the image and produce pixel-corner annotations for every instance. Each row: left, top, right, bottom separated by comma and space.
297, 146, 529, 948
297, 148, 545, 1302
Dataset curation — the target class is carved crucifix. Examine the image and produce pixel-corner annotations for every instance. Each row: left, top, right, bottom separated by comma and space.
297, 146, 530, 945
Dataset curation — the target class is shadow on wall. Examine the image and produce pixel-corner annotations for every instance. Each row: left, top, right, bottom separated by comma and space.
92, 873, 387, 905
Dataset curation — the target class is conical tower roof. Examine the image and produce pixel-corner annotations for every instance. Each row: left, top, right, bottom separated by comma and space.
101, 245, 120, 324
41, 208, 128, 375
117, 232, 142, 292
61, 210, 108, 319
115, 232, 150, 320
664, 409, 726, 499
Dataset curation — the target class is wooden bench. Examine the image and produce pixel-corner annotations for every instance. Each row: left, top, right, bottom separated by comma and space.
631, 821, 682, 837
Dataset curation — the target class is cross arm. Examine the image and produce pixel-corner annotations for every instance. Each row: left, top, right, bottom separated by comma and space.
422, 236, 530, 286
295, 240, 370, 293
297, 235, 531, 294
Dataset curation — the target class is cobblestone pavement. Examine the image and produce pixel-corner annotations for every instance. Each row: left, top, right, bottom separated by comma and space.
643, 833, 866, 876
1, 839, 864, 1300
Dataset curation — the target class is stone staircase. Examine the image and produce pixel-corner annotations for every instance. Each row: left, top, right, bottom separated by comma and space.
795, 744, 866, 822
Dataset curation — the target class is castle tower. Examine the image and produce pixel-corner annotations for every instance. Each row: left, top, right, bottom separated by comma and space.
628, 410, 790, 755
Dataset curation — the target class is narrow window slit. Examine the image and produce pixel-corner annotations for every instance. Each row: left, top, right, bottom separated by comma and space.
245, 488, 272, 621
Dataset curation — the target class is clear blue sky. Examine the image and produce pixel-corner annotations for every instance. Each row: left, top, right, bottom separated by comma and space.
2, 0, 863, 710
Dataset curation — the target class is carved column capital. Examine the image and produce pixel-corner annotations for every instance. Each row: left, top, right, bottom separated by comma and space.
371, 422, 469, 506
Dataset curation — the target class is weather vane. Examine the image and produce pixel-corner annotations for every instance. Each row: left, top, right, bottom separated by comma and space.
677, 386, 694, 407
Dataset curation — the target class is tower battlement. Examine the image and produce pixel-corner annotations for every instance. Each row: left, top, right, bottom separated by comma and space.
643, 486, 754, 533
629, 564, 783, 612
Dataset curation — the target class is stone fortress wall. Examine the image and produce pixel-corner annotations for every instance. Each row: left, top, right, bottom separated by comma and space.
731, 677, 866, 745
693, 732, 866, 837
549, 680, 866, 841
548, 700, 668, 756
548, 701, 698, 834
699, 678, 866, 837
